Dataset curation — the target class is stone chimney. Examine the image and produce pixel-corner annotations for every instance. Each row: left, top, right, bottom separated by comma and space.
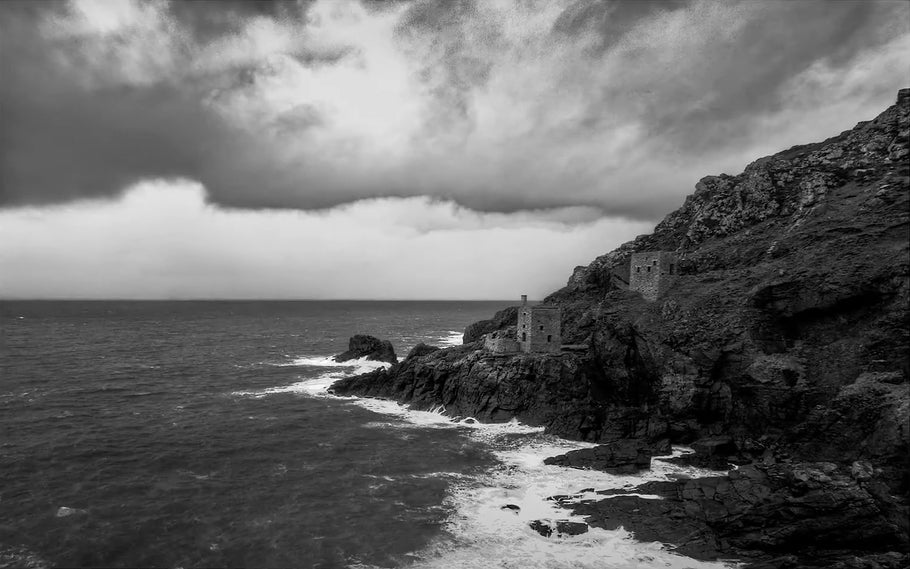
521, 294, 527, 305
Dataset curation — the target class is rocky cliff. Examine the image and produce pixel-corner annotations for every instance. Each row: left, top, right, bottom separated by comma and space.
331, 90, 910, 567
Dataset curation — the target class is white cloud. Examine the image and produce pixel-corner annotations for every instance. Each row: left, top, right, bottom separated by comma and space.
0, 181, 650, 299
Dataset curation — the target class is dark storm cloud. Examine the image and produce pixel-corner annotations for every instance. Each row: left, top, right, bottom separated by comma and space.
1, 0, 907, 219
167, 0, 309, 42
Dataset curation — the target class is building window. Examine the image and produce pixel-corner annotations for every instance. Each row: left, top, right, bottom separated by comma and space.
522, 332, 527, 342
653, 260, 657, 265
646, 266, 651, 273
669, 263, 675, 275
539, 325, 544, 330
547, 335, 552, 342
636, 266, 640, 273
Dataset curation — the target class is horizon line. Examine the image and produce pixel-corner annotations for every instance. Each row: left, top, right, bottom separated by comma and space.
0, 297, 538, 302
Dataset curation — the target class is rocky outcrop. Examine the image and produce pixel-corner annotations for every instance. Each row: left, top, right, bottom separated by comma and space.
334, 346, 614, 437
333, 335, 397, 364
543, 438, 671, 474
574, 461, 909, 568
529, 519, 589, 538
331, 90, 910, 567
405, 343, 440, 360
462, 305, 519, 343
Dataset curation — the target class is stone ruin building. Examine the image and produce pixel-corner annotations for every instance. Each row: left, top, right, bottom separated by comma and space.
483, 326, 520, 353
482, 295, 562, 354
628, 251, 678, 301
518, 295, 561, 353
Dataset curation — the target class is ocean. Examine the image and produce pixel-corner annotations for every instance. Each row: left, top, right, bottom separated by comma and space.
1, 301, 735, 569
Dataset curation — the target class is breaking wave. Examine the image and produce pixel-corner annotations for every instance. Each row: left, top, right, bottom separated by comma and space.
235, 353, 738, 568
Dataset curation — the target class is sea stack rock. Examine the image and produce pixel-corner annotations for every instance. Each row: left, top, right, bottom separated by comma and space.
333, 335, 397, 364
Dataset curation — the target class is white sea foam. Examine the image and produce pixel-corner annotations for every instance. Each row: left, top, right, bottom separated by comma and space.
406, 442, 739, 569
231, 356, 391, 398
437, 330, 464, 347
235, 355, 739, 568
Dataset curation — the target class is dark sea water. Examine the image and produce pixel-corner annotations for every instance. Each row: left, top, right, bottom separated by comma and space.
1, 301, 734, 569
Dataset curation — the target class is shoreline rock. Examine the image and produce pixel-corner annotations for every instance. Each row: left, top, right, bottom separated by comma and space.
543, 438, 671, 474
333, 334, 397, 365
329, 89, 910, 568
571, 461, 909, 569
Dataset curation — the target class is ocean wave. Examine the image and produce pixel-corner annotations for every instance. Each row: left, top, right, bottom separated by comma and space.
436, 330, 464, 347
232, 351, 737, 567
230, 356, 391, 399
407, 442, 738, 569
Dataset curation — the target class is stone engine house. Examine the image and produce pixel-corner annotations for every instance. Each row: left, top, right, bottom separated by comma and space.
517, 295, 561, 353
629, 251, 678, 301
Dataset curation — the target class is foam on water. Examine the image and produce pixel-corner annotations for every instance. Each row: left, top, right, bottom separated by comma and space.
436, 331, 464, 348
237, 358, 740, 568
407, 442, 739, 569
231, 356, 391, 398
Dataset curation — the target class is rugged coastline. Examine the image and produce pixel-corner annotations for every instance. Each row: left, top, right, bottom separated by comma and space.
331, 89, 910, 568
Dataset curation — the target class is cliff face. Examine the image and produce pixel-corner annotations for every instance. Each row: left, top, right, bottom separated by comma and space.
330, 90, 909, 564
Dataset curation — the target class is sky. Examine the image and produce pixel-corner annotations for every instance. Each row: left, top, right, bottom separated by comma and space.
1, 0, 908, 299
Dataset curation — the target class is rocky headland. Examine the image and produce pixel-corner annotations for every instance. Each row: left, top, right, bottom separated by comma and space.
331, 90, 910, 568
333, 334, 398, 364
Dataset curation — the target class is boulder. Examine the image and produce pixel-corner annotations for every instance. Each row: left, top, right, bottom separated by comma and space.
55, 506, 86, 518
529, 519, 589, 538
333, 335, 397, 364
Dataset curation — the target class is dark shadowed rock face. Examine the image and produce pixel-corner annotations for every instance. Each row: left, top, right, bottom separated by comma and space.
528, 519, 589, 538
462, 305, 519, 344
574, 461, 909, 568
405, 343, 439, 360
543, 438, 671, 474
330, 90, 910, 567
333, 335, 397, 364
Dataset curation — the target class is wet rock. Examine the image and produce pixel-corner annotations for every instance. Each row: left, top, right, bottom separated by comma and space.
576, 461, 909, 568
529, 519, 553, 537
329, 90, 910, 567
333, 335, 397, 364
55, 506, 85, 518
543, 438, 671, 473
529, 519, 589, 538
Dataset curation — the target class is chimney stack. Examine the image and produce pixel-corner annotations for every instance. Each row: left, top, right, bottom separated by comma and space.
521, 294, 527, 305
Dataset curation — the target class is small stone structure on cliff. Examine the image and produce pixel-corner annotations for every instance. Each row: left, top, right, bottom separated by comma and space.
518, 295, 562, 353
480, 295, 563, 354
629, 251, 678, 301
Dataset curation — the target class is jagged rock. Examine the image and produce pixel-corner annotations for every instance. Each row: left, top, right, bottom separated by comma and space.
529, 519, 589, 538
333, 335, 397, 364
331, 345, 669, 441
543, 438, 671, 473
462, 306, 518, 343
406, 343, 439, 360
330, 90, 910, 568
575, 461, 909, 567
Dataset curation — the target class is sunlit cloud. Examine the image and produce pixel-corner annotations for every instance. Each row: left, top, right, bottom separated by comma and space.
0, 180, 651, 299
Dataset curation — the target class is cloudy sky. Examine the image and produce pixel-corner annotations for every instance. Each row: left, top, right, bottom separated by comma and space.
1, 0, 908, 299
